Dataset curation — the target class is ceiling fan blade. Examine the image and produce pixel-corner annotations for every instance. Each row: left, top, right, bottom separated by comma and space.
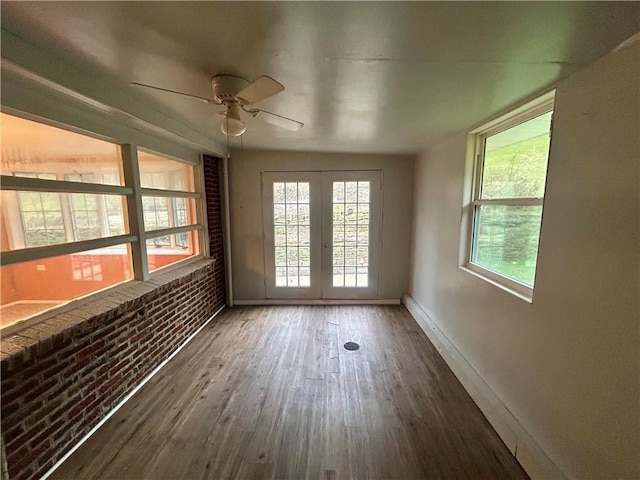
235, 76, 284, 105
131, 82, 215, 104
249, 108, 304, 132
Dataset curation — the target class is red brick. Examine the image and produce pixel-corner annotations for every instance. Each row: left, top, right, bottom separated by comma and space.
23, 377, 58, 403
77, 339, 106, 360
28, 419, 65, 451
8, 439, 49, 477
67, 392, 97, 421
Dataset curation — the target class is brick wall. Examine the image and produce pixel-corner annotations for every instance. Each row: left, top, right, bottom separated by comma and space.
0, 156, 226, 480
204, 154, 227, 307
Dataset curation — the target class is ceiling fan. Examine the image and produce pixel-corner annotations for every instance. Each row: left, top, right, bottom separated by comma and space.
132, 74, 304, 137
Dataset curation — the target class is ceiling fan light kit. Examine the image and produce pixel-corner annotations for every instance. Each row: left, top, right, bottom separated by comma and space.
132, 74, 303, 138
220, 102, 247, 137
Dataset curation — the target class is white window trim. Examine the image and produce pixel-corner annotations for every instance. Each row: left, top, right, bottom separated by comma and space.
0, 233, 137, 266
459, 90, 555, 302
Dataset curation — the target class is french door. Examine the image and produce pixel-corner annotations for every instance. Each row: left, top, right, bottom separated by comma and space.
262, 171, 381, 300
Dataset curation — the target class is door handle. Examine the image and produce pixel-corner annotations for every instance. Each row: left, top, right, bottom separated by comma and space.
324, 243, 330, 248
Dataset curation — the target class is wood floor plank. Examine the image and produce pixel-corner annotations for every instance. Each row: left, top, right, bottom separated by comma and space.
51, 305, 528, 480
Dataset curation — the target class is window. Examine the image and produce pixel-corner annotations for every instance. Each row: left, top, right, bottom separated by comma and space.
137, 150, 200, 272
463, 92, 554, 298
0, 112, 205, 330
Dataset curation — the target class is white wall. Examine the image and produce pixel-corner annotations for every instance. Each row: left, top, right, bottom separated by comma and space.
407, 43, 639, 479
228, 149, 414, 301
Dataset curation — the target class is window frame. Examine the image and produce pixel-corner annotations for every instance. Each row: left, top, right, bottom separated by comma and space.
461, 91, 555, 301
0, 111, 207, 330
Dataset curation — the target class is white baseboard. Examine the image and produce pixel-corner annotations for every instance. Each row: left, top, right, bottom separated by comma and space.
233, 298, 401, 306
402, 294, 565, 480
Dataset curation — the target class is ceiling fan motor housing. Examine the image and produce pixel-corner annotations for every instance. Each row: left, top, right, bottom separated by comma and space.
211, 74, 249, 105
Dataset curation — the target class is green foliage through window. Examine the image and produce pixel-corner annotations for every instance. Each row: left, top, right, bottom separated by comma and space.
471, 108, 552, 288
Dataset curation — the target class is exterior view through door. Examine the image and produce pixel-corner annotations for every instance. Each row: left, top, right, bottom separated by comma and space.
262, 171, 381, 300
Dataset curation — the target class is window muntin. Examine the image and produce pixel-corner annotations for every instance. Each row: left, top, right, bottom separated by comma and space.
467, 94, 553, 293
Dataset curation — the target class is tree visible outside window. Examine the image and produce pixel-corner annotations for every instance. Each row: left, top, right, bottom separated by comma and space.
466, 93, 554, 295
101, 173, 125, 236
65, 173, 101, 241
14, 173, 66, 247
173, 198, 188, 248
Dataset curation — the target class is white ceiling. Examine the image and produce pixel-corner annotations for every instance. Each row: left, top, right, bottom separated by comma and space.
1, 2, 638, 155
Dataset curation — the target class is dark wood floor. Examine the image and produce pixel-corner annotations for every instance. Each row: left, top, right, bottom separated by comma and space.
51, 305, 528, 480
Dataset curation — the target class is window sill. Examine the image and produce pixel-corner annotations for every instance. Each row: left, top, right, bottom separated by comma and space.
459, 264, 533, 303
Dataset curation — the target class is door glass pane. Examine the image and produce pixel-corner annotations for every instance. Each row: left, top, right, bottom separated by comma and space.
273, 181, 310, 288
332, 181, 370, 287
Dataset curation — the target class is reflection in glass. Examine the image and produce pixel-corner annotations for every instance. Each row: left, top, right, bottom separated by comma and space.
2, 113, 123, 184
481, 112, 551, 200
147, 230, 199, 272
138, 151, 194, 191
